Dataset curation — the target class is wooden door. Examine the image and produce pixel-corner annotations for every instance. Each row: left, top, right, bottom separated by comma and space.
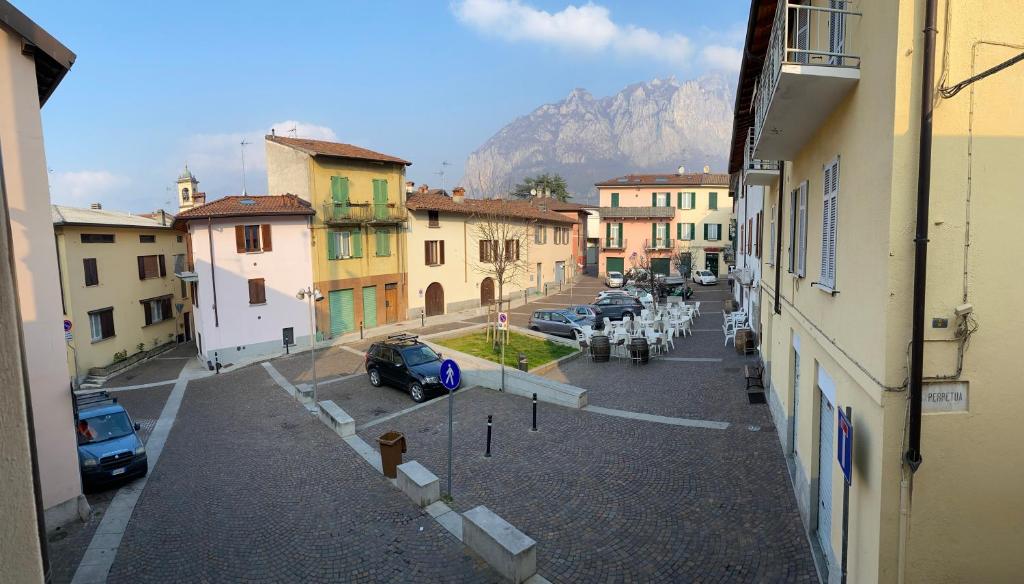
425, 283, 444, 317
384, 283, 399, 323
480, 277, 494, 306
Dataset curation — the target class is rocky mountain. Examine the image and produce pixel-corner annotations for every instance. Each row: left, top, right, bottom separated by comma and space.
461, 75, 735, 204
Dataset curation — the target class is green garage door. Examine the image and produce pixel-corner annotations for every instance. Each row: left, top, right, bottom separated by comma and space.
329, 289, 355, 336
362, 286, 377, 329
606, 256, 624, 274
651, 258, 671, 276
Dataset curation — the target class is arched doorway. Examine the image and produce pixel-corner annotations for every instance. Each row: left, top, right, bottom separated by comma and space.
425, 282, 445, 316
480, 277, 495, 306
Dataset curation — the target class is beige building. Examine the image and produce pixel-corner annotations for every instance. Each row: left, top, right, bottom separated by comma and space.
405, 187, 579, 317
730, 1, 1023, 582
1, 0, 77, 577
54, 205, 190, 381
595, 169, 733, 278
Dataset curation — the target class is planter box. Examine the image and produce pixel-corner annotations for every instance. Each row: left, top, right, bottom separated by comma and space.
88, 341, 176, 378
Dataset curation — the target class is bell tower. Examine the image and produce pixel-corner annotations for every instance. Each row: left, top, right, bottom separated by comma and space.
177, 165, 204, 212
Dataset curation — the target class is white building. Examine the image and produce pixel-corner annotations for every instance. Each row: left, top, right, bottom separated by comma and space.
174, 195, 315, 364
732, 184, 767, 327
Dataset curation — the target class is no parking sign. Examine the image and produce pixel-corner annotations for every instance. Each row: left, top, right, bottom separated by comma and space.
497, 312, 509, 331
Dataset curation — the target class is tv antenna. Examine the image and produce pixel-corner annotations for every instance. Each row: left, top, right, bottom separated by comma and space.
288, 125, 298, 137
435, 161, 452, 194
240, 139, 251, 195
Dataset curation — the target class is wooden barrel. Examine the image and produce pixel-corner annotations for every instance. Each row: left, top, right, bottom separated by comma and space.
590, 335, 611, 362
629, 337, 650, 364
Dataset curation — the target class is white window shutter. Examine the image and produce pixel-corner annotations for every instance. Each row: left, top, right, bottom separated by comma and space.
798, 181, 808, 276
820, 166, 833, 285
828, 160, 839, 285
820, 160, 839, 288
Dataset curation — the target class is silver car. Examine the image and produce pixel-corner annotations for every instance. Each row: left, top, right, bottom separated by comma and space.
605, 271, 624, 288
529, 309, 592, 338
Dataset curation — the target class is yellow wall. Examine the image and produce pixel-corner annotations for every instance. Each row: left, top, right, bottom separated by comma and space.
57, 225, 190, 378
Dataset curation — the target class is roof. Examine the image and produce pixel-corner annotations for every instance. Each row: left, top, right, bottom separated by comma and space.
52, 205, 173, 229
598, 207, 677, 219
1, 0, 76, 105
173, 195, 315, 226
405, 193, 577, 224
532, 199, 591, 213
595, 172, 729, 188
266, 134, 411, 166
728, 0, 778, 174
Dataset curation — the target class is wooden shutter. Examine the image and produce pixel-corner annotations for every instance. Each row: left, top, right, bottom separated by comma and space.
703, 224, 708, 241
84, 258, 98, 286
249, 278, 266, 304
709, 192, 718, 210
424, 241, 432, 265
690, 192, 697, 209
440, 241, 445, 265
331, 176, 350, 205
611, 193, 619, 207
137, 256, 146, 279
479, 241, 486, 262
143, 301, 153, 326
651, 223, 657, 247
235, 226, 245, 253
676, 223, 682, 239
677, 192, 682, 209
651, 193, 657, 207
261, 225, 272, 251
327, 231, 338, 260
158, 254, 166, 277
351, 228, 362, 258
100, 309, 114, 338
605, 223, 611, 246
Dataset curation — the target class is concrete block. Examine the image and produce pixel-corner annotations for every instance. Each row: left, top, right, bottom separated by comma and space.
396, 461, 440, 507
462, 505, 537, 583
295, 383, 314, 404
317, 400, 355, 437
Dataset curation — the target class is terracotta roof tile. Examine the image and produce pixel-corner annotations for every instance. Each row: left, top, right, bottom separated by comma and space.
267, 134, 411, 166
173, 194, 314, 227
595, 172, 729, 187
406, 193, 577, 224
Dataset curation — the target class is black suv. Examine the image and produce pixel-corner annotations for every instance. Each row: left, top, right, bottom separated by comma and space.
592, 295, 644, 320
365, 334, 446, 403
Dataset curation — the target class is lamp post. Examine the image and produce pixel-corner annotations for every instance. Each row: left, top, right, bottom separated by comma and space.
296, 287, 324, 409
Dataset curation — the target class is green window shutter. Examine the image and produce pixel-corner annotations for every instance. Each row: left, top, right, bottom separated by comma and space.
611, 193, 619, 207
375, 228, 390, 256
618, 223, 623, 245
717, 224, 723, 241
327, 231, 338, 260
605, 222, 611, 246
677, 192, 682, 209
703, 224, 709, 240
651, 223, 657, 246
709, 192, 718, 210
677, 223, 682, 239
331, 176, 349, 205
651, 193, 657, 207
690, 192, 696, 208
689, 223, 695, 240
351, 228, 362, 257
362, 286, 377, 329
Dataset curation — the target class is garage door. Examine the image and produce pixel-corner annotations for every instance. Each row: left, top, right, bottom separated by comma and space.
329, 289, 355, 336
362, 286, 377, 329
651, 258, 671, 276
606, 256, 624, 274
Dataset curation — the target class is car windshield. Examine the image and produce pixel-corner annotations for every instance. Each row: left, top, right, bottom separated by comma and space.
558, 311, 585, 322
608, 272, 622, 278
77, 412, 133, 445
402, 345, 440, 367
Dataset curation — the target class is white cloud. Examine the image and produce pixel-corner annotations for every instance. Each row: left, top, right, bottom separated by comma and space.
50, 170, 130, 203
701, 45, 742, 72
452, 0, 693, 66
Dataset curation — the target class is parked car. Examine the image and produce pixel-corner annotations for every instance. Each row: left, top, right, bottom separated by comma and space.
365, 334, 447, 403
592, 295, 645, 321
529, 309, 594, 338
692, 270, 718, 285
75, 392, 147, 490
567, 304, 604, 329
596, 289, 633, 300
605, 271, 625, 288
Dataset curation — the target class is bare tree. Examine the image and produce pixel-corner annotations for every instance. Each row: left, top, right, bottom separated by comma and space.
671, 242, 695, 279
471, 202, 532, 304
627, 251, 657, 301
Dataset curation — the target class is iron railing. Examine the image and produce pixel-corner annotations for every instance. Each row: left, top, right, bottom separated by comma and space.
745, 127, 780, 172
753, 2, 861, 145
321, 202, 407, 224
644, 238, 673, 251
601, 237, 626, 250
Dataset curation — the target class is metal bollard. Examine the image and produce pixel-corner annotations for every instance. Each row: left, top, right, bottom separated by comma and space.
421, 311, 425, 327
360, 321, 364, 339
531, 394, 538, 432
517, 352, 528, 372
485, 415, 492, 458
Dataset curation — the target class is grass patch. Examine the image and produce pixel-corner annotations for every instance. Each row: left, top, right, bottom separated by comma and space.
436, 331, 577, 370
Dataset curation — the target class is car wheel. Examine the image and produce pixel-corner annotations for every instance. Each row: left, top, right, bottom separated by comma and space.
368, 368, 382, 387
409, 383, 426, 403
530, 326, 540, 331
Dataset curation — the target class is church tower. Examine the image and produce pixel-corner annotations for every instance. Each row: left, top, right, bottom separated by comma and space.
176, 165, 205, 212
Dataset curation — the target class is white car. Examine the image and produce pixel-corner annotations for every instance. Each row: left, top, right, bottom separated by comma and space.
692, 270, 718, 285
605, 271, 624, 288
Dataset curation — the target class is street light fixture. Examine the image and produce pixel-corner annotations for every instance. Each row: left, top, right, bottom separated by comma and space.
296, 286, 324, 410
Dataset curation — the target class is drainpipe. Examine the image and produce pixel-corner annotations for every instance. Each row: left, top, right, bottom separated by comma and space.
906, 0, 938, 473
208, 217, 219, 327
774, 161, 784, 314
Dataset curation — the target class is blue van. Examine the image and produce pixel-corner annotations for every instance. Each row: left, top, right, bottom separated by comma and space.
75, 392, 148, 489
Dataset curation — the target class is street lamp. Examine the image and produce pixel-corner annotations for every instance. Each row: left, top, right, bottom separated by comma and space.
296, 286, 324, 410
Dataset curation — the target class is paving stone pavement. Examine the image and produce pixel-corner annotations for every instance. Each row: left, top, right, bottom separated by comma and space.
101, 342, 197, 388
105, 363, 499, 583
317, 377, 428, 427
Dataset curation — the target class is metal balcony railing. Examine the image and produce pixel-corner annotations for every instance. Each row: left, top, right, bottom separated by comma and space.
601, 237, 626, 250
745, 128, 780, 172
321, 202, 407, 224
173, 253, 193, 275
644, 238, 673, 251
753, 2, 861, 145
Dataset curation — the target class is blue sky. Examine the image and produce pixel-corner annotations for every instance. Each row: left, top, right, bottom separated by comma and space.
24, 0, 746, 212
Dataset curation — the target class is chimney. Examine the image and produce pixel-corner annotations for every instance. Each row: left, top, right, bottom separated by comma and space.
677, 165, 685, 175
419, 184, 429, 195
703, 165, 711, 174
90, 202, 102, 210
159, 209, 167, 226
405, 181, 415, 194
452, 186, 466, 204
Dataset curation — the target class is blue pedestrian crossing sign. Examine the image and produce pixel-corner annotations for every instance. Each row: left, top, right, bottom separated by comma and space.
837, 407, 853, 486
440, 359, 461, 391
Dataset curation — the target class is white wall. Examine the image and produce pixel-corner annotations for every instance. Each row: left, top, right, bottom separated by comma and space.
189, 216, 313, 362
734, 184, 765, 321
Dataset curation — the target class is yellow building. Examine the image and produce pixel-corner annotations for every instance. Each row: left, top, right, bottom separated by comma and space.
265, 134, 410, 338
405, 187, 579, 317
730, 1, 1023, 583
54, 205, 191, 382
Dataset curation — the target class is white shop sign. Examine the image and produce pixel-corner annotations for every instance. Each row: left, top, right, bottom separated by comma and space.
923, 381, 968, 413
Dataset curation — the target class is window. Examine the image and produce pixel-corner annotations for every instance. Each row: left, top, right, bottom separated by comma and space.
139, 234, 156, 243
328, 229, 361, 259
788, 187, 798, 272
797, 181, 808, 276
81, 233, 114, 243
652, 223, 669, 248
142, 296, 173, 325
652, 192, 670, 207
534, 226, 547, 244
425, 240, 445, 266
605, 222, 623, 247
181, 279, 187, 299
756, 212, 763, 259
428, 211, 440, 227
248, 278, 266, 305
769, 205, 777, 266
820, 159, 839, 289
610, 193, 619, 207
83, 258, 99, 287
375, 227, 391, 257
89, 308, 115, 341
177, 235, 183, 243
553, 226, 570, 245
747, 218, 754, 255
677, 192, 696, 209
190, 282, 198, 305
708, 192, 718, 210
705, 223, 721, 241
235, 224, 272, 253
137, 254, 166, 280
504, 239, 520, 261
479, 240, 499, 262
676, 222, 695, 241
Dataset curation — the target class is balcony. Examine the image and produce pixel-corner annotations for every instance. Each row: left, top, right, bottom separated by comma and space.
743, 128, 780, 186
173, 254, 197, 282
753, 2, 861, 161
643, 238, 674, 252
321, 202, 408, 225
598, 206, 676, 220
601, 238, 627, 251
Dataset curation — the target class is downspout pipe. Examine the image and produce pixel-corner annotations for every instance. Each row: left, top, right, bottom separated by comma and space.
208, 216, 219, 327
774, 161, 784, 315
906, 0, 938, 472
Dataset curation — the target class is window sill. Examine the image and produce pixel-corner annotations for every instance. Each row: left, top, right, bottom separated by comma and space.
812, 282, 839, 296
428, 224, 440, 229
243, 250, 264, 254
91, 336, 115, 345
249, 303, 267, 307
427, 263, 444, 267
142, 320, 172, 328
